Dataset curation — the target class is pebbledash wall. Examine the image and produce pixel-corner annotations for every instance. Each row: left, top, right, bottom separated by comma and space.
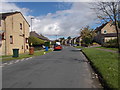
0, 12, 30, 55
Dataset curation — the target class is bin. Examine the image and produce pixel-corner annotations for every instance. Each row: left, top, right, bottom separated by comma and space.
13, 49, 19, 57
45, 46, 48, 51
29, 47, 34, 55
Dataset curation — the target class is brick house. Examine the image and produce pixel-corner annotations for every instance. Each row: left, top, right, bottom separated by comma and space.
94, 21, 119, 44
0, 12, 30, 55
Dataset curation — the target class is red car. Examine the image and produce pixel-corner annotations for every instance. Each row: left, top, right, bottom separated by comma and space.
54, 44, 62, 50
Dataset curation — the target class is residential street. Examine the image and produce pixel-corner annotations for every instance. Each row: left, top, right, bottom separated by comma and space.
2, 46, 102, 88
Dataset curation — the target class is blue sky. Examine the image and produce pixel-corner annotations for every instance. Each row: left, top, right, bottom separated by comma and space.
1, 2, 101, 40
15, 2, 72, 16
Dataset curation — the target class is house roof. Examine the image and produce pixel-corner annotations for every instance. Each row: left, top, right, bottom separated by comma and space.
0, 11, 30, 26
30, 31, 50, 41
95, 22, 108, 32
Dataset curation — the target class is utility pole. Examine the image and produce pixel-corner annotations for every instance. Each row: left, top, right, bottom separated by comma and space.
31, 17, 34, 31
56, 35, 57, 40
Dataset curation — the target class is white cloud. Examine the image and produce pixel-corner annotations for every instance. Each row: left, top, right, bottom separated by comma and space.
0, 2, 98, 40
32, 2, 97, 38
0, 2, 31, 16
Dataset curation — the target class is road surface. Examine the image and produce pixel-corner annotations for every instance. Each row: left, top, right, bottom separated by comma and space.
2, 46, 102, 88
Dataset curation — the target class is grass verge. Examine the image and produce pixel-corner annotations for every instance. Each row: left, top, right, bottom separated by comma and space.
1, 50, 52, 62
82, 48, 118, 89
95, 47, 118, 51
74, 46, 84, 49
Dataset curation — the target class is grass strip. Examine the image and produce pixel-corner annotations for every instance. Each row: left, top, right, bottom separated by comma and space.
2, 50, 52, 62
82, 48, 118, 89
95, 47, 118, 51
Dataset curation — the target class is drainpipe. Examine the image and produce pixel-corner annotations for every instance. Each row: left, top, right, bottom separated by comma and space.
4, 19, 7, 55
23, 21, 25, 53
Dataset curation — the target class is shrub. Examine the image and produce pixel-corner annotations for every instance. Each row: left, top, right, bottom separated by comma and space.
82, 37, 92, 47
28, 36, 45, 46
102, 39, 118, 48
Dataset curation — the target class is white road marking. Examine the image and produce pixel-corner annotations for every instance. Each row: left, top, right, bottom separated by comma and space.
3, 63, 7, 65
14, 60, 19, 63
9, 62, 13, 64
29, 57, 32, 59
21, 59, 25, 61
25, 58, 29, 60
7, 63, 12, 65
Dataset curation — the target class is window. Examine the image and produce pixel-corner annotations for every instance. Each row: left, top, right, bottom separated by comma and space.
0, 20, 1, 26
104, 30, 107, 34
20, 23, 22, 30
26, 38, 28, 43
10, 36, 13, 44
26, 45, 28, 49
2, 33, 5, 40
0, 34, 2, 40
22, 45, 23, 49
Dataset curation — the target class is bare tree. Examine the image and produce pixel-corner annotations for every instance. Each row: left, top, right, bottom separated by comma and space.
91, 1, 120, 53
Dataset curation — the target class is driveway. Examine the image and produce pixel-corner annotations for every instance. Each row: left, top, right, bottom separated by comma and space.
2, 46, 102, 88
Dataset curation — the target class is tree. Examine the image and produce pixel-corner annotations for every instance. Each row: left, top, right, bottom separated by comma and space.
80, 26, 96, 46
28, 36, 45, 46
67, 36, 71, 40
91, 1, 120, 53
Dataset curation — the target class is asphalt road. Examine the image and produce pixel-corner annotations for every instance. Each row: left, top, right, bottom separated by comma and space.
2, 46, 102, 88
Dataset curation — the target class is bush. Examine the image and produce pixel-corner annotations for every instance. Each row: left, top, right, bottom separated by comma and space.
92, 42, 100, 45
28, 36, 45, 46
102, 39, 118, 48
34, 46, 43, 51
84, 37, 92, 44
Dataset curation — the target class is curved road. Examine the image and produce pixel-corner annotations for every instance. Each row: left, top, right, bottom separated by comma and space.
3, 46, 102, 88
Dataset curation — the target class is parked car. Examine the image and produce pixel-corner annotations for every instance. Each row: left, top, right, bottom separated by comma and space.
54, 42, 62, 50
73, 44, 77, 47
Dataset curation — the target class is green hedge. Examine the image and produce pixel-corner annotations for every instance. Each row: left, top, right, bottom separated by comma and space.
28, 36, 45, 46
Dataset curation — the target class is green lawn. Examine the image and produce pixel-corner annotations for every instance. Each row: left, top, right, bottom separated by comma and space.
95, 47, 118, 51
1, 50, 52, 62
74, 46, 84, 49
82, 48, 118, 88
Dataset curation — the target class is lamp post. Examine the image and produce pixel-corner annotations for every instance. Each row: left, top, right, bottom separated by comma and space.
31, 17, 34, 31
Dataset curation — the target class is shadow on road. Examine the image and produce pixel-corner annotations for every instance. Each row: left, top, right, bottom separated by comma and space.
73, 58, 88, 63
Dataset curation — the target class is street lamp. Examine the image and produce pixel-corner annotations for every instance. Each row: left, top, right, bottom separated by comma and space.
31, 17, 34, 31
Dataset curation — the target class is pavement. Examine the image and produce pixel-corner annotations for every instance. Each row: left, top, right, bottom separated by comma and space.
2, 46, 103, 88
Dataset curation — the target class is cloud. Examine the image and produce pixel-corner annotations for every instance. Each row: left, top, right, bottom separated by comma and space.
0, 2, 98, 40
0, 2, 31, 16
32, 2, 97, 38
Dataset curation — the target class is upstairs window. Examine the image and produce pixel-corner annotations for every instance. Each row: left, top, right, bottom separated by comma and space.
104, 30, 107, 34
26, 45, 28, 49
10, 36, 13, 44
20, 23, 22, 30
26, 38, 28, 43
0, 20, 1, 26
2, 33, 5, 40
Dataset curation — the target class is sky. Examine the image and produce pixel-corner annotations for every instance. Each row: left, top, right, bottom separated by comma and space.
0, 1, 102, 40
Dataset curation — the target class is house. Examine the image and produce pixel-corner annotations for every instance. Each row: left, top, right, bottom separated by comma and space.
76, 36, 82, 46
0, 11, 30, 55
94, 21, 119, 44
30, 31, 50, 42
